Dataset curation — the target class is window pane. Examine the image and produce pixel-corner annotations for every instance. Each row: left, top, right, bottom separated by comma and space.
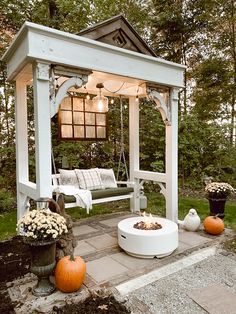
85, 99, 94, 111
96, 113, 106, 125
73, 98, 84, 111
85, 112, 95, 125
59, 96, 108, 140
97, 126, 106, 138
85, 99, 98, 112
74, 126, 84, 138
61, 125, 72, 138
60, 97, 71, 110
73, 112, 84, 124
86, 126, 95, 138
61, 111, 72, 124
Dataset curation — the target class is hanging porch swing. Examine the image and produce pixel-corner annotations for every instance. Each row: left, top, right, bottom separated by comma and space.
51, 77, 140, 213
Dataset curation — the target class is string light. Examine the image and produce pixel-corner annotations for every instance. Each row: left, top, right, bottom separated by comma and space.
135, 86, 139, 102
84, 85, 90, 100
110, 93, 115, 104
56, 78, 59, 89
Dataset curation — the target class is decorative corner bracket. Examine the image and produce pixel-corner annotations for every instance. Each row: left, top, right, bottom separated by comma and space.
147, 88, 171, 126
50, 73, 88, 118
36, 63, 50, 81
157, 182, 166, 198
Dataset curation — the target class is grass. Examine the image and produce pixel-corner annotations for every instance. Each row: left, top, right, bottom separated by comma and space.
0, 211, 17, 241
0, 193, 235, 241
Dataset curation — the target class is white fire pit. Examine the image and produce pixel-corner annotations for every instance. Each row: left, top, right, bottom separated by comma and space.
118, 216, 178, 258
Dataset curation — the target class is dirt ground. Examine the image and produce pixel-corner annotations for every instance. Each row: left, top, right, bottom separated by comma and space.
0, 236, 130, 314
0, 236, 31, 313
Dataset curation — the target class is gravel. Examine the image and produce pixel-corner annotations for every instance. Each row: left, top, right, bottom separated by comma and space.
120, 250, 236, 314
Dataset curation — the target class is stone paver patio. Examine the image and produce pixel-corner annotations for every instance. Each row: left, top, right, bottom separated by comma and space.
9, 211, 234, 313
72, 211, 217, 288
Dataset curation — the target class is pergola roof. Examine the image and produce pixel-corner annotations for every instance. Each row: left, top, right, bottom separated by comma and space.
2, 18, 185, 222
2, 21, 185, 89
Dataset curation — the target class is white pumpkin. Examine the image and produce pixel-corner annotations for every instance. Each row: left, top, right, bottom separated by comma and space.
183, 208, 201, 231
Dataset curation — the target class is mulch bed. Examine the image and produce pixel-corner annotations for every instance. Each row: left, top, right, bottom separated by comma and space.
53, 295, 130, 314
0, 236, 130, 314
0, 236, 31, 314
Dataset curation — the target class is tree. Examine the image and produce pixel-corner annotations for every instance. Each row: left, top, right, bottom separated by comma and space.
149, 0, 211, 115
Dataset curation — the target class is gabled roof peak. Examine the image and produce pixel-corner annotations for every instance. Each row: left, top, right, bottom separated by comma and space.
79, 14, 156, 57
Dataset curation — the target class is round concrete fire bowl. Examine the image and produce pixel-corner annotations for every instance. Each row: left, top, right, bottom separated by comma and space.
118, 217, 178, 258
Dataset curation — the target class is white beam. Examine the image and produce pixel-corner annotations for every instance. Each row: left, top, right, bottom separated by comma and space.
2, 22, 185, 87
165, 88, 179, 222
15, 80, 29, 220
18, 181, 38, 200
33, 61, 52, 198
134, 170, 166, 183
129, 96, 140, 212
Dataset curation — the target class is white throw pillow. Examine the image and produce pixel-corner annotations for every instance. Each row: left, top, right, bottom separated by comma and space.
98, 168, 117, 188
75, 168, 104, 190
59, 169, 79, 187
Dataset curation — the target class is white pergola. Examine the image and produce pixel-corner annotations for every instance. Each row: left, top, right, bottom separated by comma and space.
2, 22, 185, 222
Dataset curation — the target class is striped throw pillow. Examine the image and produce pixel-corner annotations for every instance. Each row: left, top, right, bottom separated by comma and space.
75, 169, 104, 190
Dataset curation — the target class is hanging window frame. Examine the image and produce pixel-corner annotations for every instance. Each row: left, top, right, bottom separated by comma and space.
58, 95, 108, 141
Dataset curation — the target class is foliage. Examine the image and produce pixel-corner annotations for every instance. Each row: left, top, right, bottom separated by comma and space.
89, 0, 150, 37
140, 100, 165, 172
178, 112, 236, 188
17, 209, 68, 241
0, 210, 17, 241
0, 187, 15, 213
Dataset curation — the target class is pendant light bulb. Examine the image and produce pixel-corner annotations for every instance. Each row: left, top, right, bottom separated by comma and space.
92, 83, 109, 112
86, 93, 90, 100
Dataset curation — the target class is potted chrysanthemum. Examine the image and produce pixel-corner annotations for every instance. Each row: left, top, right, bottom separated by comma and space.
205, 182, 235, 219
17, 208, 68, 296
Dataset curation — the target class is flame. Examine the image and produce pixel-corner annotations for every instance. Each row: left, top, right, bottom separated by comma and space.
134, 211, 162, 230
141, 212, 154, 228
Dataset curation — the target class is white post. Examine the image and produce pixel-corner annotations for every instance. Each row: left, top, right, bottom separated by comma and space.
129, 96, 140, 212
15, 81, 29, 220
33, 62, 52, 198
165, 88, 179, 222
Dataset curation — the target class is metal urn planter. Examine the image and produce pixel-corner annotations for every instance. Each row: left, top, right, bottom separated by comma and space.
208, 198, 227, 219
26, 238, 56, 296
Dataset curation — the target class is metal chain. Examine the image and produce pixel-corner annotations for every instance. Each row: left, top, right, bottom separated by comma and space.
117, 96, 129, 181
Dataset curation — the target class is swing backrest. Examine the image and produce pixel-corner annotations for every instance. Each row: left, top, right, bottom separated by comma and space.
52, 174, 61, 186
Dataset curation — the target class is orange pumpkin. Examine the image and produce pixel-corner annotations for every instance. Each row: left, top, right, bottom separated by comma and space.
203, 215, 224, 235
55, 255, 86, 293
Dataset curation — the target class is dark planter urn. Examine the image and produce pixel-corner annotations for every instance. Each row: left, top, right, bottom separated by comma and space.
208, 198, 227, 219
24, 238, 56, 296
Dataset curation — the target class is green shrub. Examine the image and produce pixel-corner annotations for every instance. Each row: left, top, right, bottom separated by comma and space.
0, 189, 15, 213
